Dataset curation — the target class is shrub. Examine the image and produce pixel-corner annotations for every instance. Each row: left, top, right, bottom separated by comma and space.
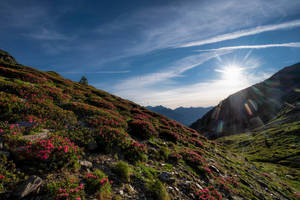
85, 169, 112, 196
112, 161, 131, 182
95, 127, 129, 153
24, 135, 83, 170
128, 119, 156, 139
159, 129, 180, 143
124, 140, 147, 162
182, 149, 205, 168
47, 179, 85, 200
145, 180, 170, 200
195, 186, 222, 200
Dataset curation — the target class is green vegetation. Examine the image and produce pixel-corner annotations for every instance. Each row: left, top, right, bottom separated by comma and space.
145, 180, 169, 200
112, 161, 131, 182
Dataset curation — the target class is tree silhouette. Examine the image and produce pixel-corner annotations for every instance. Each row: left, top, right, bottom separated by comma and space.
79, 76, 88, 85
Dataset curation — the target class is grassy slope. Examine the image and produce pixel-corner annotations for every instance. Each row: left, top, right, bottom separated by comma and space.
218, 107, 300, 192
0, 56, 299, 199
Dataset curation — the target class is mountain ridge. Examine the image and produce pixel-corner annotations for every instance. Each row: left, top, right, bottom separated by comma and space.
146, 105, 212, 126
190, 63, 300, 139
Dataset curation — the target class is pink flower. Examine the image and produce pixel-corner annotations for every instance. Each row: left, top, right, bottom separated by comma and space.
0, 129, 4, 133
0, 175, 5, 179
76, 198, 81, 200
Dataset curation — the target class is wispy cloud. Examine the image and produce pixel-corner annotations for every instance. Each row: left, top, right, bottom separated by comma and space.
179, 20, 300, 48
114, 52, 228, 91
115, 64, 273, 108
26, 28, 75, 41
197, 42, 300, 52
60, 70, 130, 74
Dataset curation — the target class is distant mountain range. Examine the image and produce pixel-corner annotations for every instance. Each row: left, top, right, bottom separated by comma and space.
191, 62, 300, 139
146, 105, 212, 126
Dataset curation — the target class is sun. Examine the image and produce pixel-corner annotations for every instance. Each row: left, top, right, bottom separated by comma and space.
216, 64, 244, 86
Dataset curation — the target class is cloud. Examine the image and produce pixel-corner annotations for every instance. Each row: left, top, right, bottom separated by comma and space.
115, 65, 273, 109
60, 70, 130, 74
89, 0, 300, 64
114, 52, 228, 90
197, 42, 300, 52
179, 20, 300, 48
26, 28, 75, 41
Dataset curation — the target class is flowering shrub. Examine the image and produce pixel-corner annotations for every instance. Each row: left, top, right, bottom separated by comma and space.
25, 135, 83, 169
128, 119, 157, 139
88, 96, 116, 110
86, 114, 126, 129
47, 179, 85, 200
190, 138, 204, 148
124, 140, 147, 162
195, 186, 222, 200
85, 169, 112, 195
159, 129, 180, 143
182, 149, 205, 168
95, 127, 129, 153
168, 152, 182, 163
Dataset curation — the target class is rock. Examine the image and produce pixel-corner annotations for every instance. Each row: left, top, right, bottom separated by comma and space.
22, 129, 49, 142
14, 175, 43, 199
0, 151, 10, 158
119, 190, 124, 195
195, 183, 203, 190
79, 160, 93, 168
209, 165, 220, 174
159, 171, 175, 183
87, 141, 98, 151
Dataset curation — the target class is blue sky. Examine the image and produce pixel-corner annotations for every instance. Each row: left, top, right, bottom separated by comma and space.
1, 0, 300, 108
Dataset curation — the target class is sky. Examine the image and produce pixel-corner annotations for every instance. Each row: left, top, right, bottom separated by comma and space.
1, 0, 300, 108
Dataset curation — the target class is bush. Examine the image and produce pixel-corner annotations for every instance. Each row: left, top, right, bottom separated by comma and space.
24, 135, 83, 170
124, 140, 147, 163
128, 119, 156, 139
112, 161, 131, 182
145, 180, 169, 200
47, 179, 85, 200
85, 169, 112, 196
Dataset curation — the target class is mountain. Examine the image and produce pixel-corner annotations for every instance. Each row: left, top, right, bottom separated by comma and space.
0, 50, 299, 199
146, 106, 212, 126
191, 63, 300, 139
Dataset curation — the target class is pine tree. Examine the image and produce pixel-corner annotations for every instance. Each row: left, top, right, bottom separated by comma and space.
79, 76, 88, 85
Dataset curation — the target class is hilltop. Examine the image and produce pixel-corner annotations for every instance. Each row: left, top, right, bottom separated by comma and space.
190, 63, 300, 139
146, 106, 212, 126
0, 50, 299, 199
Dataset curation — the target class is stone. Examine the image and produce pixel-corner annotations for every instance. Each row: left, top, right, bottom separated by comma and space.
87, 141, 98, 151
79, 160, 93, 168
195, 183, 203, 190
22, 129, 49, 142
14, 175, 43, 199
159, 171, 174, 183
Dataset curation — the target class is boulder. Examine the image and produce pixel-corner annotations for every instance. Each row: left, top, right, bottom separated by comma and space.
79, 160, 93, 168
14, 175, 43, 199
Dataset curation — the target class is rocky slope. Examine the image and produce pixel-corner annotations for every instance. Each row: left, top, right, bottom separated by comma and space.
190, 63, 300, 139
0, 50, 299, 199
146, 106, 212, 126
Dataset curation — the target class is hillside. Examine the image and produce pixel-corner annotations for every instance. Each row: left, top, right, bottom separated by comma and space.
217, 106, 300, 192
0, 50, 299, 199
146, 106, 212, 126
190, 63, 300, 139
